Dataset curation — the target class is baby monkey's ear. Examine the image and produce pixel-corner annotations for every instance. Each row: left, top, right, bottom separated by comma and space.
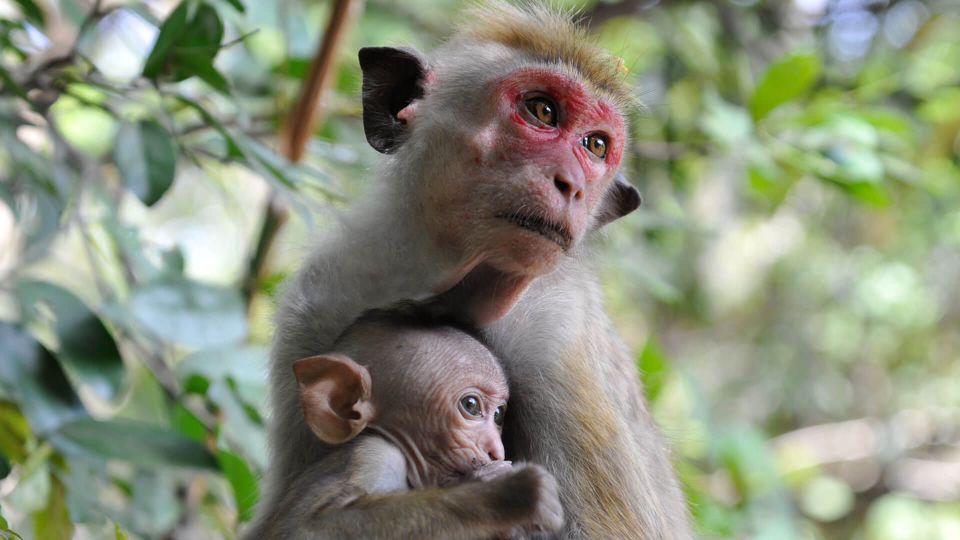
293, 354, 375, 444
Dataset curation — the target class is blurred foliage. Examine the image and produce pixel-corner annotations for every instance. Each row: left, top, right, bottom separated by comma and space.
0, 0, 958, 538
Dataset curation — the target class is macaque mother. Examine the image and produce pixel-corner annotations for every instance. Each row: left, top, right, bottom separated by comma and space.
250, 2, 689, 539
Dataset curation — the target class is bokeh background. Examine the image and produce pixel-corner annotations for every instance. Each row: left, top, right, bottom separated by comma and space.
1, 0, 959, 538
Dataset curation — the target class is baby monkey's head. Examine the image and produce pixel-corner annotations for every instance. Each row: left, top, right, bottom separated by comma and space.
293, 309, 508, 488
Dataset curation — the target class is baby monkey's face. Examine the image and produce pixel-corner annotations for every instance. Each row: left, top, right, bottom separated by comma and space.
375, 331, 510, 488
406, 376, 508, 486
294, 320, 511, 489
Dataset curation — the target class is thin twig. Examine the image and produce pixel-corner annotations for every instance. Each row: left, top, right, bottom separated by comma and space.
242, 0, 363, 304
281, 0, 363, 161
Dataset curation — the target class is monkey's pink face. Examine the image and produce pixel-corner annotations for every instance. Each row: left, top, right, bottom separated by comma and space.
404, 383, 508, 486
439, 388, 507, 470
445, 67, 626, 275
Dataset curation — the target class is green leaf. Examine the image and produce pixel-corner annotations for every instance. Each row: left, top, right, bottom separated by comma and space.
828, 179, 892, 208
129, 279, 248, 348
0, 131, 69, 248
32, 475, 72, 540
217, 449, 258, 522
1, 504, 23, 540
717, 427, 782, 499
208, 383, 266, 467
0, 402, 30, 463
221, 0, 245, 13
638, 340, 671, 403
751, 52, 822, 121
154, 3, 227, 91
48, 96, 117, 158
143, 1, 190, 79
13, 0, 45, 26
0, 454, 9, 480
114, 120, 177, 206
175, 95, 243, 157
0, 324, 86, 434
128, 470, 181, 534
174, 53, 230, 94
171, 404, 207, 443
50, 419, 217, 469
701, 92, 752, 147
800, 475, 854, 522
178, 346, 268, 401
16, 282, 126, 403
177, 3, 224, 56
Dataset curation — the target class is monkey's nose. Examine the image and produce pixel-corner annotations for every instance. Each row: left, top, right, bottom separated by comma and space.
554, 174, 584, 203
484, 435, 505, 462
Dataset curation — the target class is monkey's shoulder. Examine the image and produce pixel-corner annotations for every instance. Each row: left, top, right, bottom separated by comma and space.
341, 435, 409, 494
299, 436, 409, 514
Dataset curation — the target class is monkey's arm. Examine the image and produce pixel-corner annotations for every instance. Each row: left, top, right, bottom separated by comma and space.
262, 437, 562, 540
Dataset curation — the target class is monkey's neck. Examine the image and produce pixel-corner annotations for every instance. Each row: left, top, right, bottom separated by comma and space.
430, 263, 537, 325
365, 426, 432, 489
320, 189, 460, 309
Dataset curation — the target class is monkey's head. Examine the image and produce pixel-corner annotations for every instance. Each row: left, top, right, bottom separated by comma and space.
293, 319, 509, 488
359, 2, 640, 321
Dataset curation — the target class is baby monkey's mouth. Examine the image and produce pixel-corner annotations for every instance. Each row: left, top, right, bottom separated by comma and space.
497, 211, 572, 250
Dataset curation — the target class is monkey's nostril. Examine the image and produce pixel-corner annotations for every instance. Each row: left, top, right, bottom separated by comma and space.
554, 175, 583, 202
488, 441, 505, 462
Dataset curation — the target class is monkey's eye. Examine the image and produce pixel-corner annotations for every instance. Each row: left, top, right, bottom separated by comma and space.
522, 97, 558, 127
582, 134, 608, 159
459, 395, 483, 418
493, 405, 506, 427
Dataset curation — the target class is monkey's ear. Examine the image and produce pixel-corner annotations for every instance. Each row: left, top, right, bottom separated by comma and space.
293, 354, 375, 445
593, 172, 642, 229
359, 46, 428, 154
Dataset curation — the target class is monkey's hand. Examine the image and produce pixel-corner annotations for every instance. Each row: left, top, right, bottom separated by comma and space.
486, 464, 564, 538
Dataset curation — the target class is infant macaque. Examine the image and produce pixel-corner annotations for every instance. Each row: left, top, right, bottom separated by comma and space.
274, 308, 563, 539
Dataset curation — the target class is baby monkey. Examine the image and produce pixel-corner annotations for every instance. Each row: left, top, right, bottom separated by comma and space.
264, 309, 563, 539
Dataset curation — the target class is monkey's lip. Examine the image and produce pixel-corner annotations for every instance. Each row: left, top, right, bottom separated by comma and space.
496, 212, 572, 249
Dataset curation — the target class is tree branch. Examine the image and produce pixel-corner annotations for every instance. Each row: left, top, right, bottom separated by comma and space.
243, 0, 363, 304
282, 0, 364, 162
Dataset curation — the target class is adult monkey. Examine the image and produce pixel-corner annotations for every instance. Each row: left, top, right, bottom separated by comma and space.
249, 2, 690, 538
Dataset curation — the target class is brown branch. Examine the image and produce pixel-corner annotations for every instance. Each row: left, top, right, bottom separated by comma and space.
243, 0, 363, 303
281, 0, 364, 162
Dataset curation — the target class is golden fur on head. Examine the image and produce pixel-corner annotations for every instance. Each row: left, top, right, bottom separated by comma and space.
455, 1, 636, 108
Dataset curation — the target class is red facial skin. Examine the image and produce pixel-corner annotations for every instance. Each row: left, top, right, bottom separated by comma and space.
496, 68, 626, 180
421, 67, 627, 322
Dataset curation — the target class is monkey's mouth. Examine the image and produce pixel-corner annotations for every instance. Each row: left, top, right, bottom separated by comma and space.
497, 212, 572, 250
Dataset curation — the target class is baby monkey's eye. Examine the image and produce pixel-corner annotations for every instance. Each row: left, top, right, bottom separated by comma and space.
582, 134, 608, 159
493, 405, 506, 427
523, 97, 557, 127
460, 395, 482, 418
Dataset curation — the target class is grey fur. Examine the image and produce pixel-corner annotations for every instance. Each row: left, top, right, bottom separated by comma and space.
245, 36, 690, 539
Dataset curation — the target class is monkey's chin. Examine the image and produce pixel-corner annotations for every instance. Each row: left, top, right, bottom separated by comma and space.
491, 240, 565, 277
434, 263, 535, 325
